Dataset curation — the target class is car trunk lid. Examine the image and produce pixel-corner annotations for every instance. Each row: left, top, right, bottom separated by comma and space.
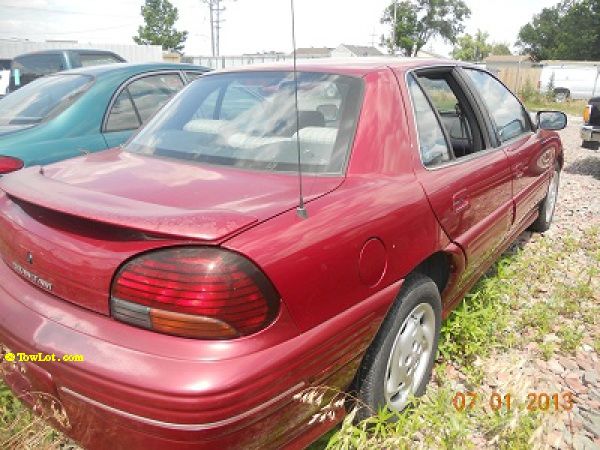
0, 149, 342, 315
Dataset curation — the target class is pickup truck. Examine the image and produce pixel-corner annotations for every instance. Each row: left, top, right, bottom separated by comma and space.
582, 97, 600, 149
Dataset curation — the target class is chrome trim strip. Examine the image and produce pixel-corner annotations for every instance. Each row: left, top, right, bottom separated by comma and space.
60, 381, 305, 431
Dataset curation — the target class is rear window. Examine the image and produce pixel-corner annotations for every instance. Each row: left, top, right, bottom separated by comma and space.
78, 53, 123, 67
126, 71, 364, 174
0, 74, 93, 126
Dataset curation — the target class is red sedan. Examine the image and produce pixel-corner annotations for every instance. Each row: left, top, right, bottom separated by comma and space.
0, 59, 566, 449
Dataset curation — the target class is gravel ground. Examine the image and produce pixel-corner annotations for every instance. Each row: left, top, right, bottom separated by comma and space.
554, 116, 600, 232
467, 117, 600, 450
534, 117, 600, 450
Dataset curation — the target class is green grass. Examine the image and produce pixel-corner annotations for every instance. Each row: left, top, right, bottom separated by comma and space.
523, 99, 587, 116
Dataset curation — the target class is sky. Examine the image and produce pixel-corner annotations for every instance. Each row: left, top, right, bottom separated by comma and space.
0, 0, 560, 57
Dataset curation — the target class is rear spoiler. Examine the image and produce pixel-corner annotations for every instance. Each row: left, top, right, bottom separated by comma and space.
0, 168, 258, 241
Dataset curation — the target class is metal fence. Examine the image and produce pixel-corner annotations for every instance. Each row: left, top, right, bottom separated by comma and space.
184, 55, 294, 70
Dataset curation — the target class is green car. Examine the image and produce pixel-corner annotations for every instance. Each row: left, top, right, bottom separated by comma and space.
0, 63, 208, 174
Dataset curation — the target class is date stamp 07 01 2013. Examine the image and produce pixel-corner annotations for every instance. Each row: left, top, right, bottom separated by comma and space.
452, 391, 574, 413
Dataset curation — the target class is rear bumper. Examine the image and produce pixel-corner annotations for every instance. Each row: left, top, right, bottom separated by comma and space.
0, 259, 400, 449
581, 125, 600, 143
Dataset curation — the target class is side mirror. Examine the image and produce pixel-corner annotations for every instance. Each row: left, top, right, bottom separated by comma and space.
537, 111, 567, 131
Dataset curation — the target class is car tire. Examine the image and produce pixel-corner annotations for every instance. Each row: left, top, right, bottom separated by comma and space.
554, 89, 569, 103
529, 167, 560, 233
353, 274, 441, 420
582, 140, 599, 150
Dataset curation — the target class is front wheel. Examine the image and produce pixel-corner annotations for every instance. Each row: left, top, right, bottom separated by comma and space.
582, 140, 599, 150
354, 274, 441, 419
529, 168, 560, 233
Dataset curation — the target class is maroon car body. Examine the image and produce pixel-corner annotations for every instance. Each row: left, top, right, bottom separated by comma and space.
0, 59, 564, 449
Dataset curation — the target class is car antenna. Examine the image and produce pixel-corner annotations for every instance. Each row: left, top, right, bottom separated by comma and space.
290, 0, 308, 219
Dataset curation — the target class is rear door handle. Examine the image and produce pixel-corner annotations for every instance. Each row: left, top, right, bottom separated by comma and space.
453, 189, 470, 213
514, 162, 527, 178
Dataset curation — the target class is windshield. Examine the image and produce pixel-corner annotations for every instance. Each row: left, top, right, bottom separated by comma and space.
0, 74, 93, 126
126, 71, 364, 174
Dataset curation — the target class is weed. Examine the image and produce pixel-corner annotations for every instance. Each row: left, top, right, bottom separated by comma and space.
557, 326, 584, 353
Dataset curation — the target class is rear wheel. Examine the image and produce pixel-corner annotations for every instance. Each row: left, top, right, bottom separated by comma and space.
529, 167, 560, 233
354, 274, 441, 419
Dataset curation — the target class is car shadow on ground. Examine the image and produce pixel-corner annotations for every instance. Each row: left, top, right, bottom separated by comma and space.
564, 154, 600, 180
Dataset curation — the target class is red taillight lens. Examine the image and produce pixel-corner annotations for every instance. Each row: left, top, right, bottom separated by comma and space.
0, 156, 24, 174
110, 247, 280, 339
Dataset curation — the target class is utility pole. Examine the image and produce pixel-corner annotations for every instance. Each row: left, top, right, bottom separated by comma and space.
202, 0, 226, 57
393, 0, 398, 55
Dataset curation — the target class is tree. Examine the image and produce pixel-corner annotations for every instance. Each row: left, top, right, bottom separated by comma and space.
517, 0, 600, 61
452, 30, 512, 61
451, 30, 491, 61
381, 0, 471, 57
490, 43, 511, 56
134, 0, 188, 51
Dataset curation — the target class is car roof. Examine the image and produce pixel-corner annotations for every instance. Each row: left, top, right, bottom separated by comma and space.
57, 62, 210, 78
13, 49, 121, 58
210, 57, 473, 77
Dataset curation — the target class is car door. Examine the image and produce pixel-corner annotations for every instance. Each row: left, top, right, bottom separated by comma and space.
404, 70, 513, 284
461, 68, 556, 231
102, 72, 185, 148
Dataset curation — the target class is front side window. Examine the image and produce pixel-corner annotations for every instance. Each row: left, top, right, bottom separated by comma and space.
185, 71, 204, 82
0, 74, 92, 126
125, 71, 364, 174
464, 69, 531, 143
407, 76, 452, 167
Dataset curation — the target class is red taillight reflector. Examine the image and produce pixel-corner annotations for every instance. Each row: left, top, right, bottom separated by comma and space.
0, 156, 24, 175
111, 247, 280, 339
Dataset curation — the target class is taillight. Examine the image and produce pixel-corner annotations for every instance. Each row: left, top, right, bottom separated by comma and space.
110, 247, 280, 339
583, 105, 592, 124
0, 156, 24, 174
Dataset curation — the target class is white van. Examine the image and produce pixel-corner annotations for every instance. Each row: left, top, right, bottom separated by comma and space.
539, 64, 600, 101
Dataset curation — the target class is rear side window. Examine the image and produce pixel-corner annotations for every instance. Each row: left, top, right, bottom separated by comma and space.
78, 53, 123, 67
11, 53, 65, 88
127, 74, 184, 123
407, 76, 452, 167
463, 69, 531, 143
105, 73, 184, 132
105, 90, 140, 132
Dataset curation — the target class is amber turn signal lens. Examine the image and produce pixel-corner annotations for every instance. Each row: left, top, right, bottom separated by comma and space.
150, 308, 239, 339
583, 105, 591, 124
